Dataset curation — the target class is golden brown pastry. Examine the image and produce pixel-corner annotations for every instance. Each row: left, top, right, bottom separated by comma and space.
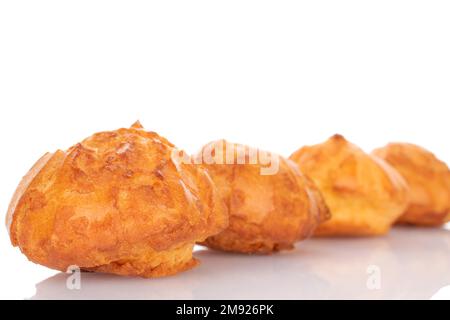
373, 143, 450, 226
289, 134, 409, 236
6, 122, 227, 278
194, 140, 330, 254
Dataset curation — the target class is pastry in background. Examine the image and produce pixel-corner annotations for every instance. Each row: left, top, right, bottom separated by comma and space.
289, 134, 409, 236
373, 143, 450, 226
193, 140, 330, 254
6, 122, 227, 278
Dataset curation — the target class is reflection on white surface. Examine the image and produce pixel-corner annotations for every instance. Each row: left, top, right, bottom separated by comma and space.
31, 227, 450, 300
432, 286, 450, 300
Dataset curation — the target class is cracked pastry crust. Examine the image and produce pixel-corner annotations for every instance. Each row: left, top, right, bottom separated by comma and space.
194, 140, 330, 254
290, 134, 409, 236
373, 143, 450, 226
6, 122, 227, 277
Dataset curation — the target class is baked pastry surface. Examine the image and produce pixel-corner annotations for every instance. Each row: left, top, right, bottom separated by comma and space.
195, 140, 330, 253
7, 122, 227, 277
373, 143, 450, 226
290, 134, 409, 236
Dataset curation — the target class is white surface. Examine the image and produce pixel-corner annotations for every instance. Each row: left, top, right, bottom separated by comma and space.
18, 226, 450, 300
0, 1, 449, 300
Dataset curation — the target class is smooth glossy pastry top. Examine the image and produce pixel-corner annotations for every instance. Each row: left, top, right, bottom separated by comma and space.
7, 122, 227, 277
194, 140, 330, 253
373, 143, 450, 226
290, 134, 409, 236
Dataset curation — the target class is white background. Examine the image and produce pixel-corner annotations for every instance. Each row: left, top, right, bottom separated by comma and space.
0, 1, 449, 299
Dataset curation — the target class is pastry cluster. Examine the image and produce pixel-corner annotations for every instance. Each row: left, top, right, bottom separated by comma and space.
6, 123, 450, 277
